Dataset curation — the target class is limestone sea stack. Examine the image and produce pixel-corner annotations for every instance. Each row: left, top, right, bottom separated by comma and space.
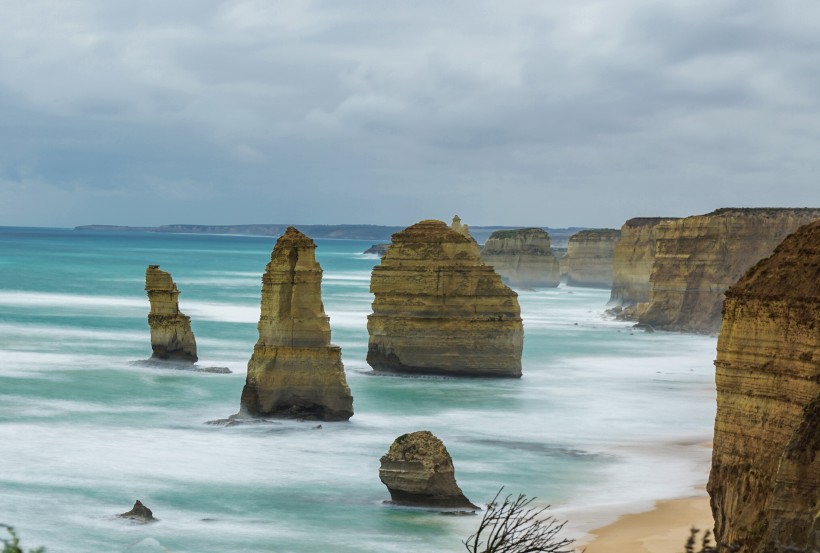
608, 217, 679, 318
561, 229, 620, 288
708, 220, 820, 553
145, 265, 197, 362
239, 227, 353, 421
379, 430, 477, 509
367, 219, 523, 377
639, 208, 820, 333
480, 228, 560, 288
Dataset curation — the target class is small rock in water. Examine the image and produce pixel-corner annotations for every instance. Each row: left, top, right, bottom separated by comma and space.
118, 500, 157, 523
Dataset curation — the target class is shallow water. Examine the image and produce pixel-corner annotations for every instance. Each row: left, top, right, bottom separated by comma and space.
0, 227, 717, 552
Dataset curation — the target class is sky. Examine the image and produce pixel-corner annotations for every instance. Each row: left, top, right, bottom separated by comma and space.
1, 0, 819, 229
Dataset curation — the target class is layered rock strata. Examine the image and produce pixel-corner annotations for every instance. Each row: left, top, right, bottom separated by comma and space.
708, 220, 820, 553
481, 228, 560, 288
608, 217, 679, 318
379, 430, 477, 509
639, 208, 820, 333
145, 265, 197, 362
562, 229, 621, 288
240, 227, 353, 421
367, 219, 523, 377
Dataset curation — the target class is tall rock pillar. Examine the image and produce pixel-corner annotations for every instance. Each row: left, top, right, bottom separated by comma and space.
145, 265, 198, 363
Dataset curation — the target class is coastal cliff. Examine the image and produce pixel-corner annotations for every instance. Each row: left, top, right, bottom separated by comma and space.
240, 227, 353, 421
367, 219, 523, 377
562, 229, 620, 288
145, 265, 197, 362
639, 208, 820, 333
480, 228, 560, 288
708, 220, 820, 553
609, 217, 679, 316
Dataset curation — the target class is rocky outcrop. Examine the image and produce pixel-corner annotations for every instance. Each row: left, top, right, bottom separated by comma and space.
367, 219, 523, 377
481, 228, 560, 289
639, 208, 820, 333
379, 430, 477, 509
239, 227, 353, 421
145, 265, 197, 362
561, 229, 620, 288
708, 220, 820, 553
608, 218, 679, 317
363, 243, 390, 257
118, 500, 156, 523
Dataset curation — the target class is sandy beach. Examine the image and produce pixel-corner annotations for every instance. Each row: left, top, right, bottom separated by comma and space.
582, 492, 714, 553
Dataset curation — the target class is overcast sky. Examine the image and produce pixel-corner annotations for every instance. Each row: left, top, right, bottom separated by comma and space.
1, 0, 819, 229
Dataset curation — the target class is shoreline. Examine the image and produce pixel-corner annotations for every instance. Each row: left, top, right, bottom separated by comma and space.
580, 491, 714, 553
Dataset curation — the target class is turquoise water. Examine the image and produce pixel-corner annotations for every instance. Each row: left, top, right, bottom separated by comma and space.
0, 228, 717, 552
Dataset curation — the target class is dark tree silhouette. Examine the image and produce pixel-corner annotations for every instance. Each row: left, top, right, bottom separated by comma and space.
463, 489, 576, 553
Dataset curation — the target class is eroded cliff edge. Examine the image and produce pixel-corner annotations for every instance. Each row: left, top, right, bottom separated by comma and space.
708, 220, 820, 553
609, 217, 679, 316
561, 229, 620, 289
145, 265, 198, 362
481, 228, 560, 289
240, 227, 353, 420
367, 219, 523, 377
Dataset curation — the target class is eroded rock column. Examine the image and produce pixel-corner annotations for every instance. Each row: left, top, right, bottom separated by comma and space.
145, 265, 197, 362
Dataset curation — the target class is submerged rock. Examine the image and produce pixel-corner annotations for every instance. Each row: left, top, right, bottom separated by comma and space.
481, 228, 560, 289
367, 219, 523, 377
239, 227, 354, 421
561, 229, 620, 288
145, 265, 197, 362
118, 500, 156, 523
379, 430, 477, 509
708, 220, 820, 553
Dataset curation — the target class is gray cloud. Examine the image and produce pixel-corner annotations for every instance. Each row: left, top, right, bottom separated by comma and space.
1, 0, 818, 228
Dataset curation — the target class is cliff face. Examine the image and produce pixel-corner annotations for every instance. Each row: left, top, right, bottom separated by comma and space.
145, 265, 197, 362
480, 228, 560, 288
640, 208, 820, 333
609, 218, 679, 314
367, 219, 523, 377
379, 430, 477, 509
562, 229, 620, 288
708, 220, 820, 553
240, 227, 353, 421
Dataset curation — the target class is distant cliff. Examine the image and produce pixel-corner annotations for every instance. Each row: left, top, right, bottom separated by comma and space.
609, 217, 679, 315
481, 228, 560, 288
708, 220, 820, 553
639, 208, 820, 333
561, 229, 620, 288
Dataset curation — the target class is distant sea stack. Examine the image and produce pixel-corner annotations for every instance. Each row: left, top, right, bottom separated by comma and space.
708, 220, 820, 553
379, 430, 477, 509
639, 208, 820, 333
239, 227, 353, 421
480, 228, 560, 289
561, 229, 620, 288
609, 217, 680, 317
367, 219, 523, 377
145, 265, 197, 363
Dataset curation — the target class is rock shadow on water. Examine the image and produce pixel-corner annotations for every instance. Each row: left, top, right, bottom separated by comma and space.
131, 358, 231, 374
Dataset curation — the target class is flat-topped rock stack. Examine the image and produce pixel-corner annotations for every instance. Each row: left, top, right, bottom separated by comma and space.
639, 208, 820, 333
367, 219, 523, 377
708, 220, 820, 553
240, 227, 353, 421
145, 265, 198, 362
561, 229, 621, 288
481, 228, 560, 289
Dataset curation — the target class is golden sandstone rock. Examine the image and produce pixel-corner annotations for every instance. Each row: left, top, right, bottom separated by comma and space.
367, 219, 523, 377
561, 229, 621, 288
609, 217, 679, 318
481, 228, 560, 289
708, 220, 820, 553
145, 265, 197, 362
379, 430, 477, 509
639, 208, 820, 333
240, 228, 353, 421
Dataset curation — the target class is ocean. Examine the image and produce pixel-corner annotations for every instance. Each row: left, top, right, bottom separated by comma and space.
0, 227, 717, 553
